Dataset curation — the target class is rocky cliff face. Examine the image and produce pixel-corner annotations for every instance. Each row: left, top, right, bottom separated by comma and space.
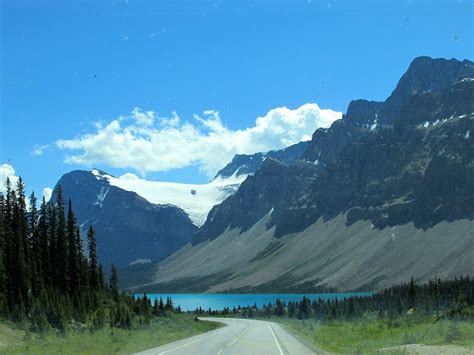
377, 56, 473, 125
214, 141, 309, 179
53, 170, 197, 268
195, 57, 474, 243
132, 57, 474, 293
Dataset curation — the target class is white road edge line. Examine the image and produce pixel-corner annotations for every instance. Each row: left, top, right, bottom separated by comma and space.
268, 324, 284, 355
157, 327, 227, 355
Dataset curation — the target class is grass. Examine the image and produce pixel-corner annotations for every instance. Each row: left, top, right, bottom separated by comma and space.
274, 314, 474, 354
0, 314, 222, 355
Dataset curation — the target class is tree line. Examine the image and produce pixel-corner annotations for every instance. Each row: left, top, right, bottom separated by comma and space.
196, 276, 474, 322
0, 177, 174, 333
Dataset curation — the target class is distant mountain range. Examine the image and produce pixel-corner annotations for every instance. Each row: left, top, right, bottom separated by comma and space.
54, 143, 309, 268
54, 56, 474, 292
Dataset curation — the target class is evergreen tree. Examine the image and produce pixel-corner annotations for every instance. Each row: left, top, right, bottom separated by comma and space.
0, 194, 7, 315
87, 226, 99, 290
10, 184, 29, 316
109, 264, 119, 300
16, 178, 29, 265
29, 192, 43, 297
4, 178, 12, 225
38, 197, 50, 287
67, 200, 80, 293
98, 264, 105, 290
54, 186, 69, 292
165, 296, 173, 311
298, 296, 312, 320
46, 203, 57, 288
159, 297, 165, 313
409, 277, 416, 310
274, 298, 285, 316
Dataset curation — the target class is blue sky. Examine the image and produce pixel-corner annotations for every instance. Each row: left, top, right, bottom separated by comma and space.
1, 0, 472, 197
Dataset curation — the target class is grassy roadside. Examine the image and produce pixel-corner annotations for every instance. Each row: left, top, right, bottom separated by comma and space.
0, 314, 222, 355
273, 315, 474, 354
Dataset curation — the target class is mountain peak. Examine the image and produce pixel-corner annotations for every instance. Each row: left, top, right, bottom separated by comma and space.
214, 152, 266, 180
376, 56, 474, 125
343, 99, 383, 127
214, 142, 310, 180
91, 168, 116, 179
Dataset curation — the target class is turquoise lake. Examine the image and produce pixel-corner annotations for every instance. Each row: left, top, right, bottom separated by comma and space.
138, 293, 372, 311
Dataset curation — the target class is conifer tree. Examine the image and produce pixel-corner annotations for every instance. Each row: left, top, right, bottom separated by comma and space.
159, 297, 165, 313
54, 186, 69, 292
67, 200, 80, 293
16, 178, 29, 263
409, 277, 416, 310
29, 192, 43, 297
38, 197, 50, 287
109, 264, 119, 300
87, 226, 99, 290
98, 264, 105, 290
10, 185, 29, 316
75, 226, 87, 289
46, 203, 57, 288
274, 298, 285, 316
4, 178, 12, 225
0, 195, 7, 315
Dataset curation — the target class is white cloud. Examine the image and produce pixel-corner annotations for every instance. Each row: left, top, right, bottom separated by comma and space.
0, 164, 31, 209
56, 103, 342, 177
42, 187, 53, 203
0, 163, 51, 207
0, 163, 19, 193
131, 107, 154, 126
31, 144, 50, 156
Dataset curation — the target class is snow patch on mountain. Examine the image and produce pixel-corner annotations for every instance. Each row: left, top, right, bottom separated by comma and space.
93, 186, 110, 208
129, 258, 152, 266
91, 169, 247, 226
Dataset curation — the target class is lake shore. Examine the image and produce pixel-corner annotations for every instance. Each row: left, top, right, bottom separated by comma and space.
135, 292, 372, 312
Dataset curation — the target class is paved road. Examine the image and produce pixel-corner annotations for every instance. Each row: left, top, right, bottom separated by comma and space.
135, 317, 317, 355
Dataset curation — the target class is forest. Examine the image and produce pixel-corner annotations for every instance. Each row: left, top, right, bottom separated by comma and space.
0, 177, 167, 333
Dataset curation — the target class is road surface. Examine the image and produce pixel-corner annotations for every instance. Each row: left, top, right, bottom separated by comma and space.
135, 317, 317, 355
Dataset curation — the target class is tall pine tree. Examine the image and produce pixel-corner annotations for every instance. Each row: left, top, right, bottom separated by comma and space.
54, 186, 69, 292
87, 226, 99, 290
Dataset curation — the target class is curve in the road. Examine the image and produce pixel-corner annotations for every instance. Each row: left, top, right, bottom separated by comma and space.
135, 317, 317, 355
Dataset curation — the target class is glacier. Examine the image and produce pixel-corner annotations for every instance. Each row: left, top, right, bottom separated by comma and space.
91, 169, 247, 226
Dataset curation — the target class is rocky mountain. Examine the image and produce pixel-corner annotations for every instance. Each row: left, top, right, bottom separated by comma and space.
53, 140, 311, 269
126, 56, 474, 293
53, 170, 198, 268
214, 141, 309, 179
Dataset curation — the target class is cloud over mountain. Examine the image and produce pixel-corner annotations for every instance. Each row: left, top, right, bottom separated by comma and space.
56, 104, 341, 177
0, 163, 52, 203
0, 164, 19, 193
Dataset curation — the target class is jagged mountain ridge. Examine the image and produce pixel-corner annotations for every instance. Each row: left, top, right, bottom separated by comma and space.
197, 81, 474, 242
128, 56, 474, 292
53, 137, 310, 268
214, 141, 310, 179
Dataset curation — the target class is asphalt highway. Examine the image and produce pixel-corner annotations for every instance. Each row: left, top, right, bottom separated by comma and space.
135, 317, 317, 355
